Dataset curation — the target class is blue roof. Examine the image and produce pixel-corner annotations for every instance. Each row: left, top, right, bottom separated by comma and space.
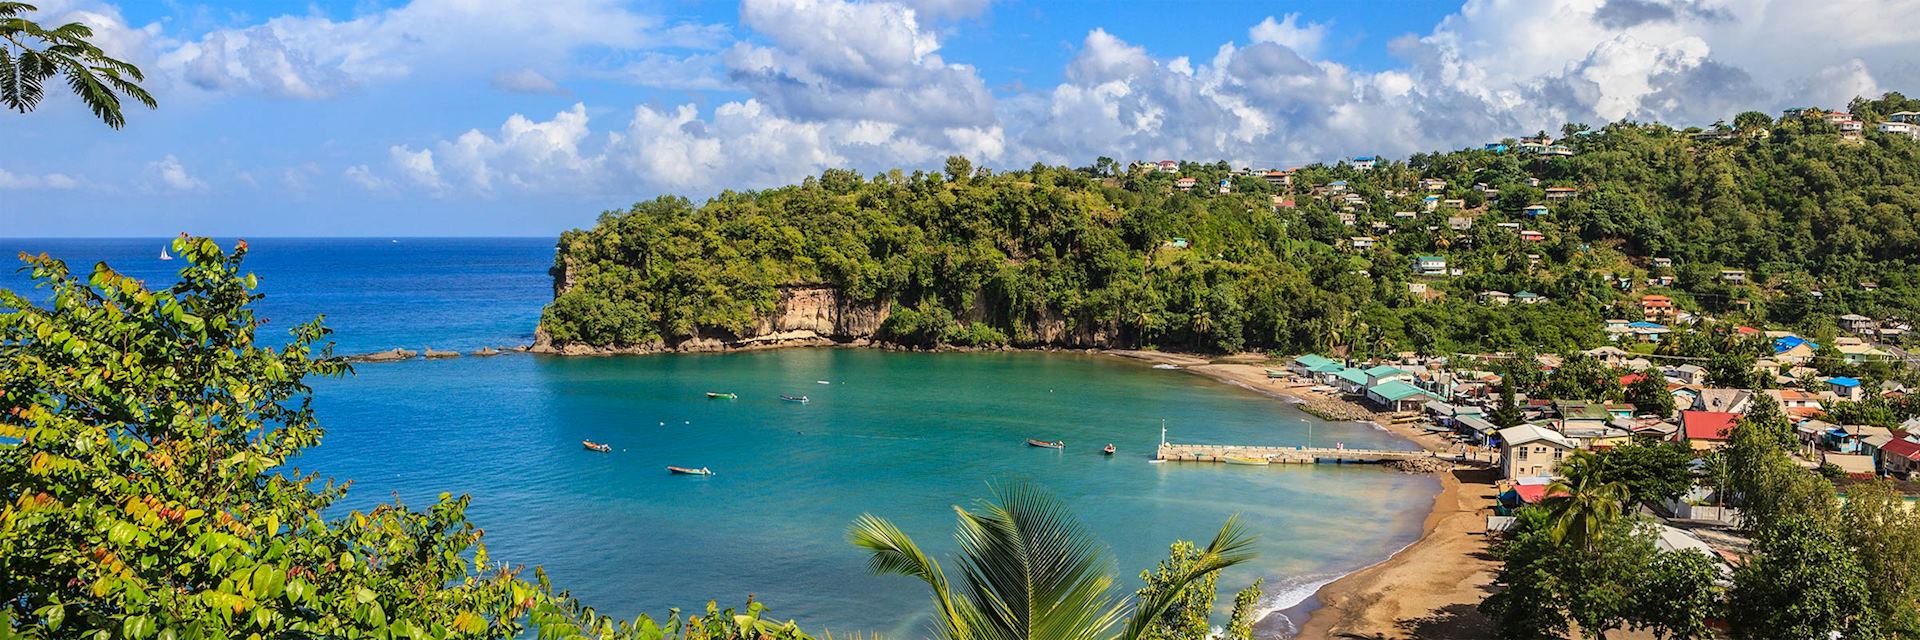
1423, 195, 1440, 200
1774, 336, 1817, 353
1627, 321, 1666, 329
1329, 180, 1348, 186
1830, 376, 1861, 388
1353, 156, 1376, 161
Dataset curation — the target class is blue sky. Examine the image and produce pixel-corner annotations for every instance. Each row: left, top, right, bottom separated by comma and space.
3, 0, 1914, 237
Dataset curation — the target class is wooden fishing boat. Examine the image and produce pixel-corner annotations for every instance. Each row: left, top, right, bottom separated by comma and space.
1223, 456, 1270, 466
1025, 438, 1065, 449
706, 392, 737, 399
581, 440, 611, 452
780, 394, 809, 403
1102, 444, 1116, 455
667, 466, 713, 476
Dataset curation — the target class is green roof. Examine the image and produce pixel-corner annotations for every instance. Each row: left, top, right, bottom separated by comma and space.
1308, 362, 1346, 373
1331, 368, 1369, 385
1415, 255, 1445, 262
1369, 380, 1438, 402
1557, 402, 1612, 421
1363, 365, 1409, 378
1293, 354, 1338, 369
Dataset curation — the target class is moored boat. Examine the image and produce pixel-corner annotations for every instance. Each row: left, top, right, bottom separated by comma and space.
1025, 438, 1065, 449
781, 394, 809, 403
1102, 444, 1116, 455
582, 440, 611, 452
667, 466, 713, 476
706, 392, 737, 399
1223, 456, 1270, 466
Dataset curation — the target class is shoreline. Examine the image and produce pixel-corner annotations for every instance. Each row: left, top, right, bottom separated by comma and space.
1102, 350, 1498, 640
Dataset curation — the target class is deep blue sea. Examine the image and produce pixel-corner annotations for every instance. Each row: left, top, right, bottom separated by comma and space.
0, 238, 1437, 637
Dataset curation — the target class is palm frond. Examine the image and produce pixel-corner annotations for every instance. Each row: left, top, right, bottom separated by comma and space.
1117, 515, 1258, 640
847, 513, 970, 640
952, 482, 1123, 640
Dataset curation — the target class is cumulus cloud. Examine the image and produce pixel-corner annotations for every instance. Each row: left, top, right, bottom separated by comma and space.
0, 169, 80, 189
386, 104, 601, 193
490, 69, 568, 95
1248, 13, 1330, 57
344, 165, 391, 191
144, 156, 207, 192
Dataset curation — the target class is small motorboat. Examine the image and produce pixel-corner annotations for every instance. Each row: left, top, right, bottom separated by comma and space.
816, 380, 831, 385
1102, 444, 1116, 455
1025, 438, 1065, 449
159, 248, 173, 261
1152, 363, 1180, 370
706, 392, 737, 399
667, 466, 714, 476
582, 440, 611, 452
781, 394, 810, 403
1223, 456, 1270, 466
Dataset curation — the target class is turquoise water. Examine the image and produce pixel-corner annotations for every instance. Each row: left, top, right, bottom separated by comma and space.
2, 239, 1438, 636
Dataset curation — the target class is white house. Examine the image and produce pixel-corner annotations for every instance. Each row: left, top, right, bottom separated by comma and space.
1499, 425, 1575, 479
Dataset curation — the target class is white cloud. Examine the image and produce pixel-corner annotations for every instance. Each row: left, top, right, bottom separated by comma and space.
0, 169, 80, 189
386, 104, 600, 193
1248, 13, 1330, 57
344, 164, 392, 190
491, 69, 567, 95
144, 155, 207, 192
390, 146, 443, 190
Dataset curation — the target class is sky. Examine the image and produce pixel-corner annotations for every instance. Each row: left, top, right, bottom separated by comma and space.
4, 0, 1918, 237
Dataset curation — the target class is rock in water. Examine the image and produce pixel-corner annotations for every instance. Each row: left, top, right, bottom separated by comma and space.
472, 347, 501, 357
346, 348, 417, 363
422, 347, 459, 359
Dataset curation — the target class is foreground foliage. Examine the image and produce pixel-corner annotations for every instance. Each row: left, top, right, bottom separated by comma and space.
0, 238, 806, 639
0, 2, 156, 128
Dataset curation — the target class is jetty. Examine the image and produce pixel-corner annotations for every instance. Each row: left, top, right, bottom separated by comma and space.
1157, 442, 1488, 466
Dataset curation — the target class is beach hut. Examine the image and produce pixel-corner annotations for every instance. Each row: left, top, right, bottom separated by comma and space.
1366, 380, 1441, 412
1289, 354, 1338, 377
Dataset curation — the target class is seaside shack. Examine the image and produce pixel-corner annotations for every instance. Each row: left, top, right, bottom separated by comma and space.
1366, 380, 1441, 412
1456, 414, 1500, 445
1289, 354, 1339, 377
1329, 367, 1371, 395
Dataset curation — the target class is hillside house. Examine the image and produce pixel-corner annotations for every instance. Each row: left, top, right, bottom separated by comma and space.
1481, 290, 1512, 305
1835, 337, 1887, 363
1890, 111, 1920, 123
1337, 212, 1356, 226
1414, 255, 1448, 276
1350, 236, 1375, 249
1217, 179, 1232, 194
1448, 216, 1473, 230
1626, 321, 1670, 343
1263, 169, 1292, 187
1720, 269, 1747, 283
1765, 389, 1823, 412
1668, 364, 1709, 386
1499, 425, 1575, 479
1520, 230, 1545, 242
1421, 178, 1446, 191
1695, 388, 1753, 414
1326, 180, 1349, 193
1523, 204, 1550, 217
1840, 313, 1877, 334
1443, 198, 1466, 209
1829, 376, 1863, 401
1156, 160, 1178, 173
1652, 257, 1673, 268
1351, 156, 1378, 170
1774, 336, 1819, 364
1839, 119, 1865, 136
1514, 291, 1544, 304
1394, 210, 1419, 220
1679, 411, 1740, 450
1166, 238, 1189, 249
1544, 187, 1578, 200
1271, 196, 1296, 209
1878, 121, 1919, 138
1640, 295, 1676, 320
1175, 177, 1197, 191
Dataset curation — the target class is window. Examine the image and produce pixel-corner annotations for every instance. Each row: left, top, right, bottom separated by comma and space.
1554, 449, 1564, 460
1517, 447, 1529, 460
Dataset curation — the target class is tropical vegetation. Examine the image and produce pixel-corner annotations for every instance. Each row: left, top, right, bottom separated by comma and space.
1, 2, 155, 128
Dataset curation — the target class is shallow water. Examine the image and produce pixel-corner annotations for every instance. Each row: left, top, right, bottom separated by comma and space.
2, 238, 1439, 635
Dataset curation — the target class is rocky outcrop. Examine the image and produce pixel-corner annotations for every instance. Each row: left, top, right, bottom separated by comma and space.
472, 347, 501, 357
346, 348, 417, 363
422, 347, 459, 359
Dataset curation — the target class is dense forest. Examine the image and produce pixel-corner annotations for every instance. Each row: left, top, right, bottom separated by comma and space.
540, 93, 1920, 357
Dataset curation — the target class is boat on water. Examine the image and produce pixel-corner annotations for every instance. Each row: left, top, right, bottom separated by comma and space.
1223, 456, 1270, 466
780, 394, 809, 403
667, 466, 714, 476
816, 380, 830, 385
159, 248, 173, 261
706, 392, 737, 399
1151, 363, 1180, 370
1102, 444, 1116, 455
1025, 438, 1065, 449
581, 440, 611, 452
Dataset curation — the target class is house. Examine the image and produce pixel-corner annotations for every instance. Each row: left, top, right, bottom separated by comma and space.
1218, 179, 1232, 194
1694, 388, 1753, 414
1496, 221, 1521, 231
1394, 210, 1419, 220
1890, 111, 1920, 123
1270, 195, 1296, 210
1498, 425, 1576, 479
1879, 121, 1920, 138
1626, 321, 1670, 343
1350, 236, 1375, 250
1155, 160, 1178, 173
1773, 336, 1818, 364
1520, 230, 1545, 242
1448, 216, 1473, 231
1824, 453, 1878, 479
1668, 364, 1709, 386
1839, 313, 1877, 335
1351, 156, 1377, 170
1720, 269, 1747, 283
1263, 169, 1292, 187
1679, 411, 1741, 450
1481, 290, 1512, 305
1329, 367, 1371, 395
1485, 142, 1510, 152
1523, 204, 1550, 217
1414, 255, 1448, 276
1544, 187, 1578, 200
1640, 295, 1676, 320
1764, 389, 1823, 412
1877, 436, 1920, 479
1363, 364, 1413, 387
1828, 376, 1863, 401
1175, 177, 1198, 191
1367, 380, 1440, 412
1557, 402, 1614, 432
1167, 238, 1189, 249
1835, 338, 1887, 363
1289, 354, 1340, 377
1421, 178, 1446, 191
1514, 291, 1544, 304
1839, 119, 1865, 135
1652, 257, 1673, 268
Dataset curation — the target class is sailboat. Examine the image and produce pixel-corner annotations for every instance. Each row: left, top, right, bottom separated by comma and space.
159, 247, 173, 261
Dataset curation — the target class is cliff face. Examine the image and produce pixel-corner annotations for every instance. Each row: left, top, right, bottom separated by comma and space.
533, 285, 895, 355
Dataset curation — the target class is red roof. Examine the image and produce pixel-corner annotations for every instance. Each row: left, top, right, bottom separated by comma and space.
1620, 373, 1646, 385
1511, 484, 1569, 504
1681, 411, 1740, 441
1786, 407, 1825, 419
1882, 438, 1920, 461
1735, 325, 1760, 335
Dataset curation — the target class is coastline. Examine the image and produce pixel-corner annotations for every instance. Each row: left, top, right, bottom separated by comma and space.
1102, 350, 1498, 640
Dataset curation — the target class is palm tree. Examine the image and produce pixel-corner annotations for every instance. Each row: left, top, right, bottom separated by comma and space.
1, 1, 157, 128
1542, 450, 1629, 551
848, 483, 1257, 640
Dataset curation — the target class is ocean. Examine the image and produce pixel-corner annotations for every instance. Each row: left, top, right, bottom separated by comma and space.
0, 238, 1438, 637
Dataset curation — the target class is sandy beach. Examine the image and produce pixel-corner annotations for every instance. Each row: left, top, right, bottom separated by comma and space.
1104, 350, 1502, 639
